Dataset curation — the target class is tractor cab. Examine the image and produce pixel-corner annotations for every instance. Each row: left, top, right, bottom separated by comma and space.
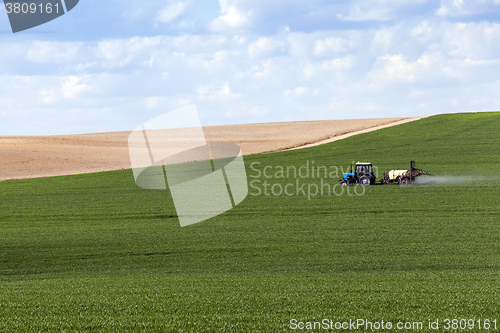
341, 162, 376, 186
355, 163, 374, 178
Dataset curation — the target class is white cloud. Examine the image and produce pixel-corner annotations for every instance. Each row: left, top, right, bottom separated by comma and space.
441, 22, 500, 60
436, 0, 465, 17
146, 96, 162, 109
337, 5, 394, 21
96, 40, 126, 60
411, 21, 433, 38
285, 87, 307, 98
0, 74, 93, 109
97, 37, 162, 60
156, 1, 187, 24
369, 54, 424, 83
197, 82, 241, 100
286, 31, 363, 60
436, 0, 500, 17
314, 36, 356, 55
209, 0, 251, 31
95, 36, 162, 68
118, 0, 179, 22
286, 33, 313, 58
26, 41, 83, 64
144, 95, 192, 110
338, 0, 428, 21
62, 76, 89, 98
303, 56, 354, 80
184, 50, 238, 72
371, 25, 400, 51
321, 57, 354, 71
248, 37, 286, 59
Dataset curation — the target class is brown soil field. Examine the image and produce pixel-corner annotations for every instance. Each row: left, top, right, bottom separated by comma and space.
0, 117, 423, 181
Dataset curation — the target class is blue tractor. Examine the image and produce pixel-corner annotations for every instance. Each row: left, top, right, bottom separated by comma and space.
340, 162, 376, 186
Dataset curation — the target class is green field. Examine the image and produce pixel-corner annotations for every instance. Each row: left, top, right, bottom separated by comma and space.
1, 112, 499, 332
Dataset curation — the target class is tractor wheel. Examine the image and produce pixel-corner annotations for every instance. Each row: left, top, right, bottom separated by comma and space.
399, 177, 410, 185
359, 176, 371, 186
340, 180, 348, 186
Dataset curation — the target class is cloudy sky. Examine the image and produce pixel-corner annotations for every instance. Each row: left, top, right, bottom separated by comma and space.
1, 0, 500, 135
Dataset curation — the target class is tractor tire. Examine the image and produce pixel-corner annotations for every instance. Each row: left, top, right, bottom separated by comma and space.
399, 177, 410, 185
359, 176, 371, 186
340, 180, 348, 186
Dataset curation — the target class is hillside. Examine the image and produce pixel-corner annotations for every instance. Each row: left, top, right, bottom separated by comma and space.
0, 117, 415, 181
0, 112, 499, 332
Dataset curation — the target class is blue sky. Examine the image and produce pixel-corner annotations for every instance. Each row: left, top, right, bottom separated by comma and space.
1, 0, 500, 135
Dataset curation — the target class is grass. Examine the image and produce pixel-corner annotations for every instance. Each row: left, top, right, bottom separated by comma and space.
0, 112, 499, 332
